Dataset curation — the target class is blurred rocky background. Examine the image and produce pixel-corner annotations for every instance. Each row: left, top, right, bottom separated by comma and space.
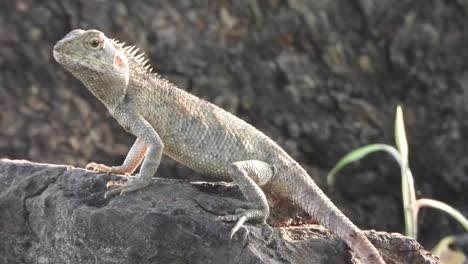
0, 0, 467, 251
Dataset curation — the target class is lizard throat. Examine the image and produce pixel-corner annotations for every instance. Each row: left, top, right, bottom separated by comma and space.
70, 65, 127, 109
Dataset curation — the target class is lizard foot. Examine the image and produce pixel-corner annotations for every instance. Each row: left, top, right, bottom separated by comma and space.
86, 162, 114, 173
261, 222, 275, 243
216, 209, 266, 239
86, 162, 131, 176
104, 177, 151, 198
106, 180, 127, 189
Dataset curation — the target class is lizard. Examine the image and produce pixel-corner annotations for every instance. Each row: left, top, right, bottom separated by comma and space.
53, 29, 385, 264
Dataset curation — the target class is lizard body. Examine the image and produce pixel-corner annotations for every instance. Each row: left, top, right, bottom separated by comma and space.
54, 29, 385, 264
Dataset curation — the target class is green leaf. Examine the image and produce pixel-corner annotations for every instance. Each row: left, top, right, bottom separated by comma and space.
402, 168, 417, 238
394, 106, 419, 238
395, 106, 409, 164
432, 235, 456, 256
327, 144, 401, 187
416, 198, 468, 231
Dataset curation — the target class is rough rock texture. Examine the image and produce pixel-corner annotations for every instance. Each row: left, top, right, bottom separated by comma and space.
0, 0, 467, 250
0, 159, 439, 264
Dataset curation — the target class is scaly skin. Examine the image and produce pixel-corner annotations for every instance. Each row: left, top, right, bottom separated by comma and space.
53, 29, 385, 264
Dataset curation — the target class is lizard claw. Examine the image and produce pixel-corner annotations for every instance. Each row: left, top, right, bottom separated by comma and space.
216, 208, 269, 239
261, 221, 275, 243
106, 180, 127, 189
104, 178, 151, 198
86, 162, 113, 174
216, 214, 249, 239
86, 162, 133, 176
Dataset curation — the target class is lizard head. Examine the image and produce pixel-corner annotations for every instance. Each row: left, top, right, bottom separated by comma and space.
54, 29, 130, 107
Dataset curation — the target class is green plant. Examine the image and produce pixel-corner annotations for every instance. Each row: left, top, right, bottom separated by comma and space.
327, 106, 468, 253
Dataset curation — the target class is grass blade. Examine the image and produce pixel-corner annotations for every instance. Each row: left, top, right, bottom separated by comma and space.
415, 198, 468, 231
394, 106, 418, 238
327, 144, 401, 186
395, 105, 408, 163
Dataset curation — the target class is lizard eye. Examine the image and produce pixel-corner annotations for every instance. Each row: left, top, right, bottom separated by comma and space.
89, 38, 100, 49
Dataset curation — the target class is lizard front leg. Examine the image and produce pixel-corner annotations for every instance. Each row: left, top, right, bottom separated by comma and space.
104, 111, 163, 198
217, 160, 274, 238
87, 137, 148, 175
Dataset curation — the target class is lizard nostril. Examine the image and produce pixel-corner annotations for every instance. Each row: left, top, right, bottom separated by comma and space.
53, 41, 66, 62
53, 41, 63, 53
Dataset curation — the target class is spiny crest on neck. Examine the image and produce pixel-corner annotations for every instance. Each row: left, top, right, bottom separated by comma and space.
110, 39, 156, 75
109, 38, 174, 91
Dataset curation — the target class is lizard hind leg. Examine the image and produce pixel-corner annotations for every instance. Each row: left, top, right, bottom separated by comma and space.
216, 160, 274, 239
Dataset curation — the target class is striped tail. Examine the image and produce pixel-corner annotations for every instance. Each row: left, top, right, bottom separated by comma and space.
289, 170, 385, 264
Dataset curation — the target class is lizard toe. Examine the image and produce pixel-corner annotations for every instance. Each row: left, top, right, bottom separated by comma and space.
104, 178, 151, 198
261, 221, 275, 243
229, 215, 248, 239
216, 214, 241, 222
216, 209, 270, 239
106, 180, 127, 189
86, 162, 112, 173
104, 187, 123, 198
234, 208, 247, 214
217, 209, 268, 222
231, 225, 249, 240
216, 214, 250, 239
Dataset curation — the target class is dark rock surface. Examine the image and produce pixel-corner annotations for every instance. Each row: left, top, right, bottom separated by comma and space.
0, 159, 439, 264
0, 0, 467, 250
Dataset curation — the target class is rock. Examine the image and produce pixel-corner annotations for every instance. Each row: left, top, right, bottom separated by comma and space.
0, 159, 438, 264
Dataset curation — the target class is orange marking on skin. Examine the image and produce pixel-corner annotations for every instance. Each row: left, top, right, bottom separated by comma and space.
114, 54, 125, 67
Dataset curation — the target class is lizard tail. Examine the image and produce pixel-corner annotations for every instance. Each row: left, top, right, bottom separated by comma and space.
288, 170, 386, 264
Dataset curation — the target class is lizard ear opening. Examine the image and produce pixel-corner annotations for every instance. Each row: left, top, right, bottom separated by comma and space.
113, 51, 130, 89
114, 53, 127, 68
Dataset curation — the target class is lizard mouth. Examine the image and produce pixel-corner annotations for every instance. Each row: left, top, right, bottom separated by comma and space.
53, 40, 68, 65
53, 51, 77, 67
53, 49, 110, 72
52, 43, 76, 67
53, 40, 107, 68
53, 49, 64, 64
